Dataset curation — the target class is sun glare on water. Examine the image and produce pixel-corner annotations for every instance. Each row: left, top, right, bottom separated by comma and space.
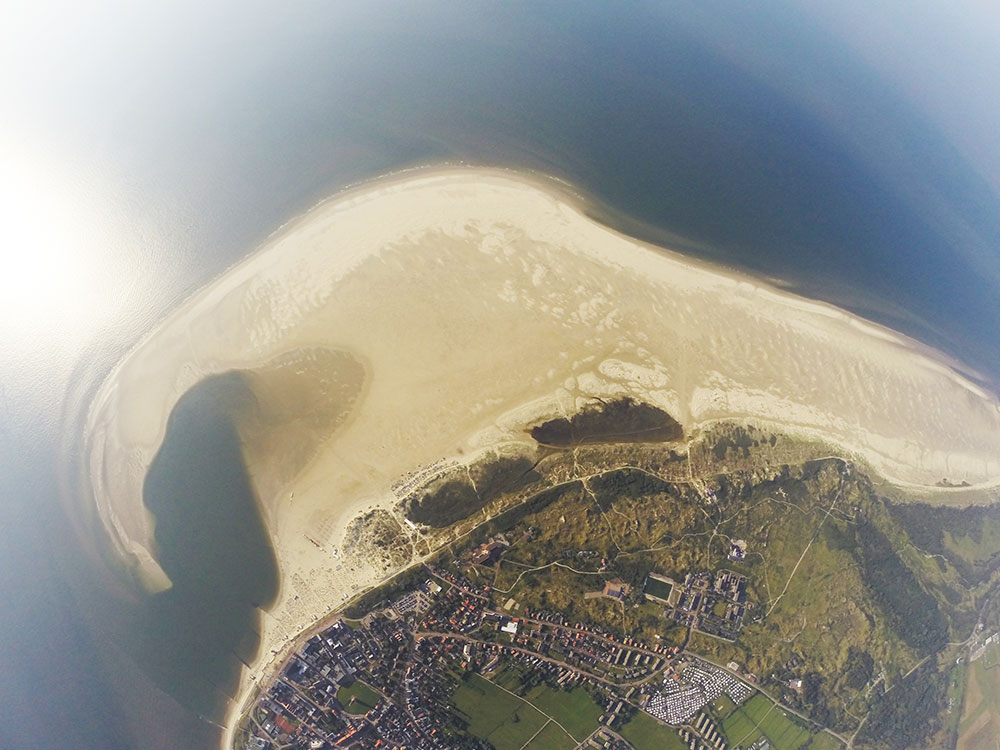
0, 151, 116, 354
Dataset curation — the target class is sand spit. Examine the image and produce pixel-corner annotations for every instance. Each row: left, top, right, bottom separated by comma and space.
79, 168, 1000, 743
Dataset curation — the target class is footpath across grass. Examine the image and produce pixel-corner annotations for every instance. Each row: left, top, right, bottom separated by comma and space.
452, 672, 604, 749
524, 721, 576, 750
521, 685, 602, 741
453, 674, 548, 750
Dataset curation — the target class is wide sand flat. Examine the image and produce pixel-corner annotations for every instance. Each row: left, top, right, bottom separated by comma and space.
79, 168, 1000, 743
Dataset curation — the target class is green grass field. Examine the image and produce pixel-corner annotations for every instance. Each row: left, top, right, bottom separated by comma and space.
943, 659, 969, 742
524, 721, 577, 750
521, 685, 602, 741
453, 675, 548, 750
808, 734, 845, 750
722, 702, 764, 746
479, 664, 603, 743
618, 711, 686, 750
452, 673, 603, 749
711, 693, 737, 717
336, 680, 381, 715
494, 664, 526, 691
720, 693, 830, 750
760, 707, 811, 750
742, 693, 772, 721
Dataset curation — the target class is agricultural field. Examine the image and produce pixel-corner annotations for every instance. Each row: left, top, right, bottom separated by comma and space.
617, 710, 686, 750
957, 660, 1000, 750
944, 659, 969, 743
452, 674, 549, 750
720, 695, 765, 747
451, 672, 602, 749
522, 722, 576, 750
520, 685, 602, 741
335, 680, 381, 715
718, 693, 836, 750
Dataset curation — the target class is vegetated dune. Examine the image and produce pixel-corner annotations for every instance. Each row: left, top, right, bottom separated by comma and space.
529, 396, 683, 446
76, 168, 1000, 746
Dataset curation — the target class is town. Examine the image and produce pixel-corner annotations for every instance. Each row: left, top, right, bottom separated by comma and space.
232, 431, 997, 750
238, 559, 828, 750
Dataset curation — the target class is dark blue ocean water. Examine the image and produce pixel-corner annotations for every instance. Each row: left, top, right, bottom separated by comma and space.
2, 2, 999, 748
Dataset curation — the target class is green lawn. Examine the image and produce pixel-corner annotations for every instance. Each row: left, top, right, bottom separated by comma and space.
336, 680, 381, 715
618, 711, 686, 750
711, 693, 737, 718
452, 674, 548, 750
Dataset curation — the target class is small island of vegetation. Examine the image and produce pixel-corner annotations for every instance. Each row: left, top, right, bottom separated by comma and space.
530, 397, 683, 447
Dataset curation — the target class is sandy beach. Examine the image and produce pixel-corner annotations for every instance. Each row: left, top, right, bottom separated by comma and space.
78, 167, 1000, 747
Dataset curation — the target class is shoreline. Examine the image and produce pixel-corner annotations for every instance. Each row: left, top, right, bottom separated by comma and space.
73, 166, 1000, 749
